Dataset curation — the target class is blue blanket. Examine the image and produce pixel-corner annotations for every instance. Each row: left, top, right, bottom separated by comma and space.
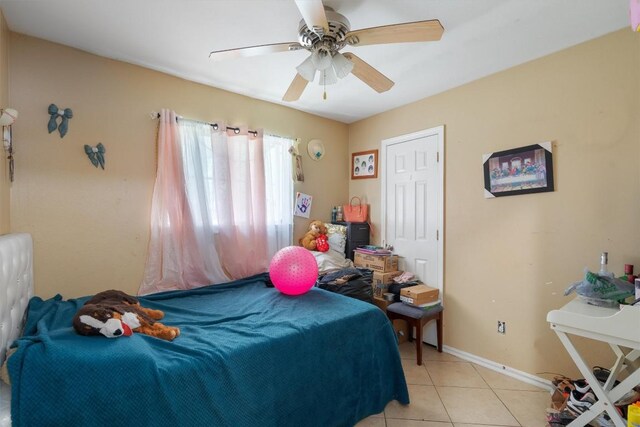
9, 274, 409, 426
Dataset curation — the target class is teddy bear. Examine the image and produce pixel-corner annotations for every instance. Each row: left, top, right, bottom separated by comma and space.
299, 219, 329, 252
72, 290, 180, 341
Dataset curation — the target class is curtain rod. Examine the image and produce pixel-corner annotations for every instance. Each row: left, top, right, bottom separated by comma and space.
151, 112, 258, 136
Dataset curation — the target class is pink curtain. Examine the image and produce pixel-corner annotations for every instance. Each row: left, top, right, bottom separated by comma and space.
139, 110, 228, 295
139, 112, 269, 295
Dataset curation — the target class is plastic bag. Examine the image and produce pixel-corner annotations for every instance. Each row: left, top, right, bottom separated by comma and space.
317, 268, 373, 303
318, 279, 373, 303
564, 269, 634, 306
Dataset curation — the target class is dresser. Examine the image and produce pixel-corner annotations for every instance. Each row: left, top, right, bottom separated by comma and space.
332, 221, 370, 260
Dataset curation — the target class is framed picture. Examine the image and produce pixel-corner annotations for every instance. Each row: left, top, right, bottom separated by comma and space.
351, 149, 378, 179
294, 192, 313, 218
483, 142, 554, 198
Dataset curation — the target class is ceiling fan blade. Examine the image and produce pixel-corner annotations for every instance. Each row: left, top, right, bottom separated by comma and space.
282, 73, 309, 102
346, 20, 444, 47
210, 42, 302, 61
342, 53, 394, 93
294, 0, 328, 34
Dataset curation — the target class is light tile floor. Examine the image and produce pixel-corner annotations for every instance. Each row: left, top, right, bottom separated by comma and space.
356, 342, 551, 427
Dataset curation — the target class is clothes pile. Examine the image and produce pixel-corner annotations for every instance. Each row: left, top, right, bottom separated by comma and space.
316, 267, 373, 303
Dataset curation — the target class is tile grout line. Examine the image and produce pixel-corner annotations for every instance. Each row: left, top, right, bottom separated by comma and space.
396, 343, 535, 426
470, 362, 492, 389
472, 362, 523, 427
422, 359, 435, 387
432, 382, 454, 425
491, 390, 525, 427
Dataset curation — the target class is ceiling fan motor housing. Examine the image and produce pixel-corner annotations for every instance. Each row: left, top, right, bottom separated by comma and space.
297, 7, 350, 54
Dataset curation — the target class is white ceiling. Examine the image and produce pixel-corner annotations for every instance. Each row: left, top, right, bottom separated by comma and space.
0, 0, 629, 123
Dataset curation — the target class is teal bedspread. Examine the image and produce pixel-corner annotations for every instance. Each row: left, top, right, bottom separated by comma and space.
8, 274, 409, 426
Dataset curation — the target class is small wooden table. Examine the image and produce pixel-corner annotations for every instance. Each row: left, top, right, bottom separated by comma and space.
386, 302, 443, 365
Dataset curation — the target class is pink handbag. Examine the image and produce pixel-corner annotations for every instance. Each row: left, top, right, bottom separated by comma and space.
343, 197, 368, 223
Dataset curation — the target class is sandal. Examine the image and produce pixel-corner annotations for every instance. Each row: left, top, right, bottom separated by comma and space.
555, 378, 575, 395
552, 375, 573, 387
593, 365, 621, 387
546, 409, 576, 425
551, 389, 568, 411
593, 366, 610, 383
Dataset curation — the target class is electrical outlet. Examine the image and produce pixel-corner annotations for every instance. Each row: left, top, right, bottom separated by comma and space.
497, 321, 506, 334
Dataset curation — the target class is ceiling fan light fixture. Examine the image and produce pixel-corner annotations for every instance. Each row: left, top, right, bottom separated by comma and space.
318, 66, 337, 86
331, 52, 354, 79
311, 50, 332, 70
296, 55, 317, 82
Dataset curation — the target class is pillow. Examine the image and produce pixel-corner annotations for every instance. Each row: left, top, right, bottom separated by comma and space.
312, 249, 354, 273
325, 223, 347, 255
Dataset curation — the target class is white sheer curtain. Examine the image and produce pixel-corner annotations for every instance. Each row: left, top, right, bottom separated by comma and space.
140, 112, 294, 295
264, 134, 294, 258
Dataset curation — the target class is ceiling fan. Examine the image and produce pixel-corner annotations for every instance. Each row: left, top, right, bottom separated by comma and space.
209, 0, 444, 101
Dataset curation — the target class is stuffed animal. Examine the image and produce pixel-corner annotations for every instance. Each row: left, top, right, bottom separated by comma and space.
73, 290, 180, 341
316, 234, 329, 252
299, 220, 329, 252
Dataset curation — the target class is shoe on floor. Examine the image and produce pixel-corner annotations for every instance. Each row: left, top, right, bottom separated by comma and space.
567, 390, 596, 416
615, 388, 640, 406
546, 409, 576, 425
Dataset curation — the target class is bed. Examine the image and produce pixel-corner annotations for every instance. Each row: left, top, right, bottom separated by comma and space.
0, 233, 409, 427
312, 223, 356, 273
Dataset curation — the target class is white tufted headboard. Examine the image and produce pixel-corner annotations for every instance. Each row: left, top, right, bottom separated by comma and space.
0, 233, 34, 365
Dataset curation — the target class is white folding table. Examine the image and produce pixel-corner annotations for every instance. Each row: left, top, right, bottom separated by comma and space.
547, 299, 640, 427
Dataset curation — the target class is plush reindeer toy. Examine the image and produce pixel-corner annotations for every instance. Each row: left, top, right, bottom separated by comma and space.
73, 290, 180, 341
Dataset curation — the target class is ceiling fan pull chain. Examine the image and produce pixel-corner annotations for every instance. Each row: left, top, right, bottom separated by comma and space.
323, 70, 327, 100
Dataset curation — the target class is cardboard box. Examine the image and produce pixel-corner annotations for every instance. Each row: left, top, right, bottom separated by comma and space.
372, 297, 408, 343
373, 270, 403, 287
392, 319, 409, 344
354, 252, 398, 272
372, 296, 390, 312
372, 271, 402, 298
400, 284, 439, 306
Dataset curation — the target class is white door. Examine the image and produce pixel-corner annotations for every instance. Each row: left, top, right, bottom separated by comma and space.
382, 126, 444, 345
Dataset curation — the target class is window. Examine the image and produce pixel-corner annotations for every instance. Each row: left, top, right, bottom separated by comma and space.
179, 120, 293, 256
141, 111, 295, 294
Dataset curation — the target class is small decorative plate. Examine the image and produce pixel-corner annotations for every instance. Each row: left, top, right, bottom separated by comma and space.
307, 139, 325, 161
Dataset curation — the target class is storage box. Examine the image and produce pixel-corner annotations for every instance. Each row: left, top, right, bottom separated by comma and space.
372, 297, 408, 343
400, 284, 439, 306
354, 252, 398, 272
392, 319, 409, 343
372, 296, 390, 312
372, 271, 402, 298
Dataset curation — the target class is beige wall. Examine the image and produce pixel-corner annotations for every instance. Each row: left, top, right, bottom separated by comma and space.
349, 29, 640, 377
0, 11, 9, 233
7, 27, 640, 378
9, 33, 349, 299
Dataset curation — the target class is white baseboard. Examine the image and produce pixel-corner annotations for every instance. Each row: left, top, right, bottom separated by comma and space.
442, 345, 554, 393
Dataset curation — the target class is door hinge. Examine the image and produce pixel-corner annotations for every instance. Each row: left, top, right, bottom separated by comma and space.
436, 152, 440, 162
436, 230, 439, 240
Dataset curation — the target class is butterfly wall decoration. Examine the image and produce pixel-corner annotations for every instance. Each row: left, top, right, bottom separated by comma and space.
84, 143, 105, 169
47, 104, 73, 138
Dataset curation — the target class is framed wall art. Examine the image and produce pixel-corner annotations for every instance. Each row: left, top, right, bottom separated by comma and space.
483, 142, 554, 198
294, 192, 313, 218
351, 149, 378, 179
